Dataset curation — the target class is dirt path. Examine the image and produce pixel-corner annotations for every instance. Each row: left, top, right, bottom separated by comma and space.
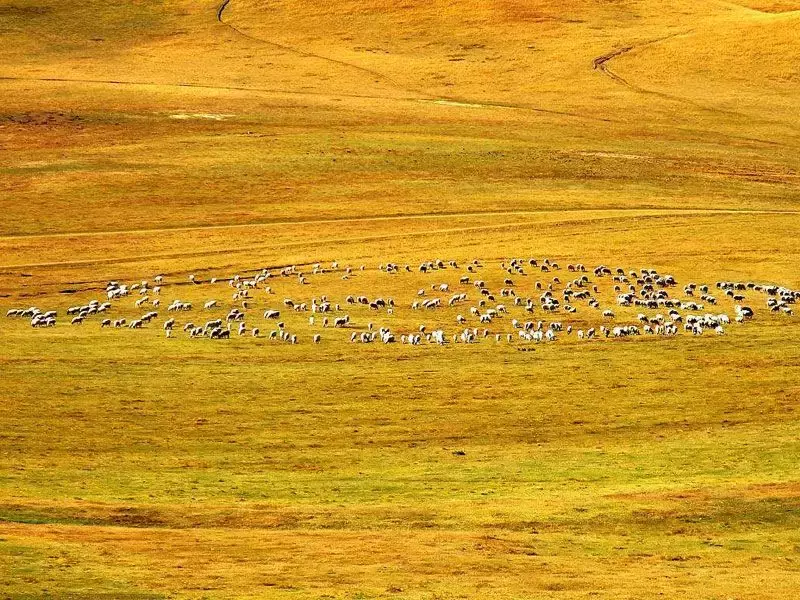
216, 0, 421, 99
590, 31, 783, 125
592, 46, 636, 86
593, 32, 696, 101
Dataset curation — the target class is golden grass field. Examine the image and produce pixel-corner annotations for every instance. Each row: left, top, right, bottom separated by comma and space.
2, 0, 800, 598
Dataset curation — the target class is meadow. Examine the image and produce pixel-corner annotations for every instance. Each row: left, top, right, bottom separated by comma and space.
1, 0, 800, 598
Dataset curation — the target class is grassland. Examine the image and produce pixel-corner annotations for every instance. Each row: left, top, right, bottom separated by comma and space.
1, 1, 800, 598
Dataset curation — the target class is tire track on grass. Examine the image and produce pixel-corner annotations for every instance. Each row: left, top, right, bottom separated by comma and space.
1, 208, 795, 271
2, 208, 797, 242
592, 30, 792, 130
216, 0, 425, 100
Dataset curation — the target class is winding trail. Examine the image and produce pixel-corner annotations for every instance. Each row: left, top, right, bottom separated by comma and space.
216, 0, 423, 100
592, 31, 706, 105
591, 30, 785, 124
592, 45, 636, 86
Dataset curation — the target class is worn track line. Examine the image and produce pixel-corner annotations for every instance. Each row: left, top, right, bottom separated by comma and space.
1, 209, 796, 271
2, 208, 797, 242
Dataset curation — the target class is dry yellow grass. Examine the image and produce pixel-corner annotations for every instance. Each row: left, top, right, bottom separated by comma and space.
1, 1, 799, 598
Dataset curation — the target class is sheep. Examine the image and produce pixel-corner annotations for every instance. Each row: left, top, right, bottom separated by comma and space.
10, 256, 797, 354
204, 319, 222, 331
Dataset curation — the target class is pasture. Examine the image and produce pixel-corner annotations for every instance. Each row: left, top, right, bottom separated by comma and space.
1, 0, 800, 598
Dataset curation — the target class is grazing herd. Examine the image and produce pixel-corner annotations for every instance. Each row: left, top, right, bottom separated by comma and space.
5, 257, 798, 349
